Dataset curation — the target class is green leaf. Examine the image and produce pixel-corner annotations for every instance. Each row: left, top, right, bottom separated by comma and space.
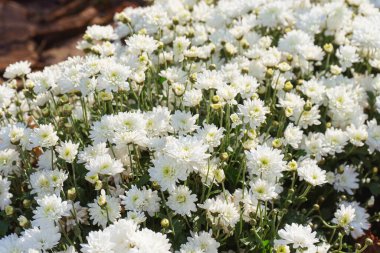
369, 182, 380, 196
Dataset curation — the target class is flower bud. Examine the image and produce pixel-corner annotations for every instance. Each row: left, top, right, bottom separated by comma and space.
161, 218, 170, 228
138, 28, 147, 35
18, 215, 29, 228
266, 68, 274, 78
211, 103, 222, 110
208, 64, 216, 70
283, 81, 293, 92
285, 107, 293, 117
59, 94, 69, 105
99, 91, 114, 101
272, 138, 282, 148
212, 95, 220, 103
67, 187, 77, 201
313, 204, 320, 211
365, 238, 373, 246
303, 101, 312, 111
5, 205, 14, 216
189, 73, 197, 83
23, 199, 32, 209
330, 65, 342, 75
278, 62, 291, 72
220, 152, 229, 161
215, 169, 225, 183
98, 194, 107, 207
241, 67, 249, 74
287, 160, 298, 171
115, 13, 131, 24
94, 180, 103, 191
152, 181, 160, 190
323, 43, 334, 53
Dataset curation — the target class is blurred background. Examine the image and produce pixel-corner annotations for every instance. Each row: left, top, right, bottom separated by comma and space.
0, 0, 145, 73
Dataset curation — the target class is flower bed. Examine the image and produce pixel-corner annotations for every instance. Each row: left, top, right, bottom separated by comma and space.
1, 0, 380, 252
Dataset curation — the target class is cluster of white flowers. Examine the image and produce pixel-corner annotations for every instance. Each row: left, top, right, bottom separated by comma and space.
1, 0, 380, 252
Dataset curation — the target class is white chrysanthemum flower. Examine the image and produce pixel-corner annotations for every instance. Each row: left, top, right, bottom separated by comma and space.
32, 194, 69, 228
29, 169, 67, 197
195, 70, 225, 90
0, 176, 12, 210
199, 195, 239, 230
81, 230, 115, 253
346, 124, 367, 147
163, 136, 210, 172
97, 63, 131, 92
336, 45, 359, 70
31, 124, 59, 148
238, 99, 269, 129
167, 185, 197, 217
297, 158, 327, 186
249, 178, 278, 201
340, 201, 370, 239
56, 140, 79, 163
88, 192, 121, 228
275, 223, 318, 249
148, 155, 188, 191
84, 24, 116, 41
20, 225, 61, 252
171, 110, 199, 135
78, 143, 109, 164
120, 185, 160, 216
85, 154, 124, 176
325, 128, 349, 155
366, 119, 380, 153
284, 123, 303, 149
183, 89, 203, 107
333, 165, 359, 195
0, 85, 15, 109
173, 36, 191, 62
0, 233, 22, 253
245, 144, 286, 180
0, 148, 20, 176
177, 231, 220, 253
126, 210, 146, 224
333, 204, 356, 230
3, 61, 31, 79
126, 34, 158, 55
195, 123, 225, 151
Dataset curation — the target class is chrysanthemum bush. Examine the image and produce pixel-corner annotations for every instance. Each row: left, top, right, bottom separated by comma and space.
1, 0, 380, 252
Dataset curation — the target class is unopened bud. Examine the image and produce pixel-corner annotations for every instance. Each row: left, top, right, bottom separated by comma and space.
67, 187, 77, 201
5, 205, 14, 216
278, 62, 291, 73
23, 199, 32, 209
272, 138, 282, 148
94, 180, 103, 191
99, 91, 113, 101
266, 68, 274, 78
303, 101, 312, 111
284, 81, 293, 92
189, 73, 197, 83
220, 152, 229, 161
98, 195, 107, 206
208, 64, 216, 70
161, 218, 170, 228
18, 215, 29, 228
365, 238, 373, 246
323, 43, 334, 53
212, 95, 220, 103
